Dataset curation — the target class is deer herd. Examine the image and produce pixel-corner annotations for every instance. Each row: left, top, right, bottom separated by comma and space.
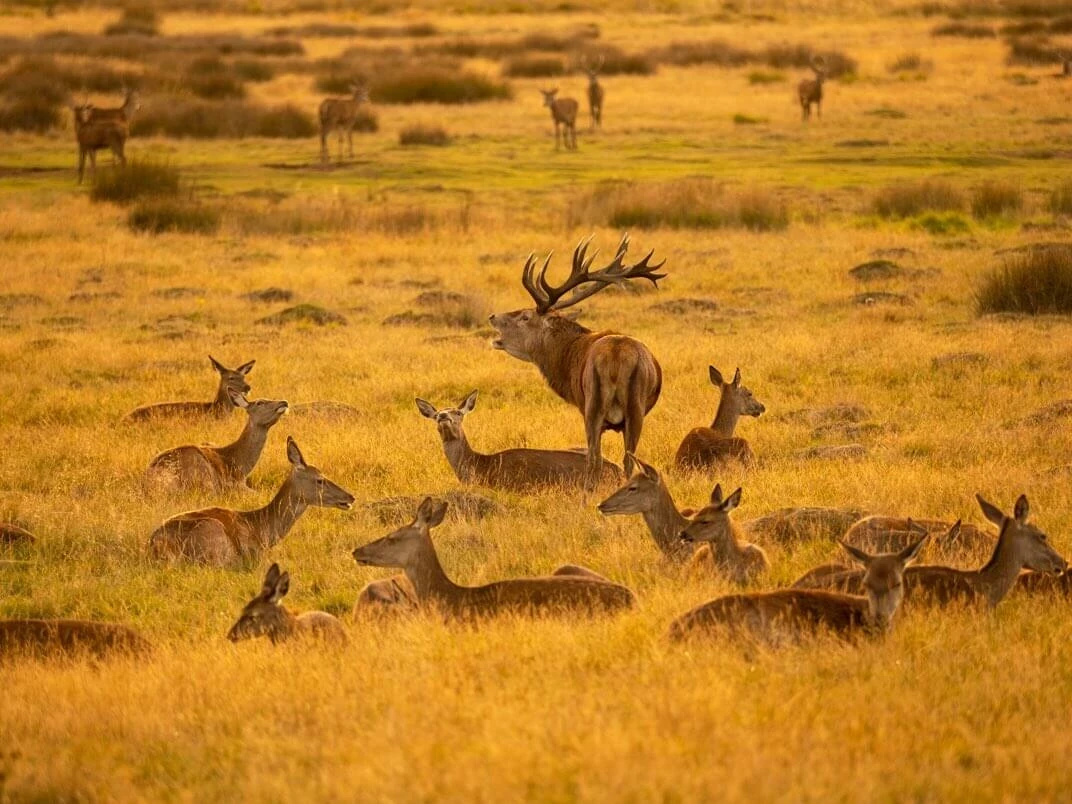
3, 232, 1069, 661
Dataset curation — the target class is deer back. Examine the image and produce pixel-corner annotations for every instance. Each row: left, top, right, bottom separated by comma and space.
452, 576, 635, 617
474, 447, 622, 490
0, 619, 151, 659
743, 507, 865, 545
674, 429, 754, 470
294, 611, 348, 644
146, 445, 230, 491
319, 97, 362, 127
552, 97, 579, 124
669, 589, 866, 642
125, 400, 219, 422
353, 575, 418, 617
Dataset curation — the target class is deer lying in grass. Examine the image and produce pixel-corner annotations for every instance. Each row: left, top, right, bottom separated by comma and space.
798, 55, 826, 122
743, 506, 865, 545
319, 80, 370, 162
668, 535, 927, 644
845, 515, 993, 558
1017, 568, 1072, 596
0, 523, 35, 547
145, 392, 288, 493
228, 563, 347, 645
353, 575, 419, 618
0, 618, 151, 659
416, 390, 622, 491
674, 366, 765, 472
792, 494, 1067, 607
582, 54, 604, 129
352, 497, 636, 619
680, 485, 770, 584
125, 355, 255, 422
597, 454, 695, 563
149, 437, 354, 567
489, 234, 665, 487
540, 88, 578, 150
86, 87, 141, 125
71, 103, 128, 184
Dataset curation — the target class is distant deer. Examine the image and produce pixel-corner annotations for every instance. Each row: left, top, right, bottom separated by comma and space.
679, 484, 770, 585
85, 87, 141, 125
743, 506, 865, 545
674, 366, 765, 472
149, 437, 355, 568
792, 494, 1067, 608
0, 618, 151, 659
319, 80, 370, 162
352, 497, 636, 619
581, 54, 604, 130
798, 55, 826, 122
668, 535, 928, 644
145, 392, 289, 493
489, 234, 665, 487
125, 355, 254, 422
228, 563, 347, 645
540, 88, 578, 150
71, 103, 128, 184
844, 515, 993, 558
416, 390, 622, 491
597, 454, 696, 563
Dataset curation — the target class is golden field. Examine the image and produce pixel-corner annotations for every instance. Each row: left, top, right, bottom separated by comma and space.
2, 1, 1072, 800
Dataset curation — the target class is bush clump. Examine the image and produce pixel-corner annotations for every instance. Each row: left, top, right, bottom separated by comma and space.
970, 181, 1023, 218
976, 247, 1072, 315
932, 21, 996, 37
1049, 179, 1072, 215
0, 97, 61, 132
873, 180, 965, 218
89, 160, 181, 205
104, 7, 159, 37
371, 68, 511, 104
131, 98, 316, 138
399, 124, 450, 146
502, 55, 567, 78
129, 198, 220, 235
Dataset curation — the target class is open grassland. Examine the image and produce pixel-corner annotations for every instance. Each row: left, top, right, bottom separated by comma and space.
2, 2, 1072, 800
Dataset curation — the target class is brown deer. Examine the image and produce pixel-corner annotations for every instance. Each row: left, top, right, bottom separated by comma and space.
353, 575, 418, 618
85, 87, 141, 125
71, 103, 128, 184
1016, 568, 1072, 596
352, 497, 636, 619
149, 437, 355, 568
540, 88, 578, 150
798, 55, 826, 122
679, 484, 770, 584
668, 535, 927, 644
416, 390, 622, 491
145, 392, 289, 494
792, 494, 1067, 608
125, 355, 255, 422
489, 234, 665, 487
674, 366, 765, 472
228, 563, 347, 645
0, 619, 151, 659
319, 80, 370, 162
597, 454, 695, 563
581, 54, 604, 130
742, 506, 865, 545
845, 516, 993, 559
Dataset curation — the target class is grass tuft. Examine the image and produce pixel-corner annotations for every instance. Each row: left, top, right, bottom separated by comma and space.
970, 181, 1023, 219
372, 68, 511, 105
1049, 180, 1072, 215
103, 6, 159, 37
131, 98, 315, 138
128, 198, 220, 235
931, 21, 995, 37
502, 55, 567, 78
873, 180, 965, 218
399, 124, 450, 146
89, 161, 181, 205
977, 247, 1072, 315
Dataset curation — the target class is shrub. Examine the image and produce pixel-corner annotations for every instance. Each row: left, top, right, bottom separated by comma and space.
652, 39, 751, 67
873, 180, 965, 218
254, 104, 320, 137
185, 69, 246, 99
268, 23, 359, 37
976, 246, 1072, 315
129, 198, 220, 235
1049, 180, 1072, 215
399, 124, 450, 146
970, 181, 1023, 218
733, 113, 766, 124
360, 22, 439, 38
748, 70, 784, 84
0, 97, 61, 132
232, 59, 275, 82
502, 55, 567, 78
910, 212, 971, 235
592, 45, 655, 76
89, 160, 181, 205
932, 21, 995, 37
888, 52, 930, 72
762, 45, 857, 77
104, 6, 159, 37
131, 98, 317, 138
1007, 37, 1060, 65
371, 68, 511, 104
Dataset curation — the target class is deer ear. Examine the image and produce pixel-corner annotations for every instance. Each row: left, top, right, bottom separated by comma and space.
721, 487, 742, 513
417, 497, 448, 527
635, 455, 659, 481
898, 533, 929, 565
710, 483, 723, 505
732, 368, 742, 386
236, 360, 255, 375
905, 518, 928, 535
976, 493, 1005, 527
708, 366, 724, 386
229, 390, 249, 409
269, 570, 290, 603
209, 355, 226, 374
286, 437, 307, 469
261, 563, 281, 597
1014, 494, 1030, 523
459, 390, 478, 414
415, 398, 437, 419
840, 539, 873, 567
945, 519, 962, 542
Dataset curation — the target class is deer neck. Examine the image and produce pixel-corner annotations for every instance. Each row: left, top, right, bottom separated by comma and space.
442, 432, 479, 482
214, 417, 269, 481
710, 389, 741, 436
644, 481, 692, 559
243, 476, 307, 549
533, 320, 592, 407
705, 522, 747, 567
267, 607, 298, 644
974, 523, 1024, 607
211, 380, 232, 410
404, 536, 462, 605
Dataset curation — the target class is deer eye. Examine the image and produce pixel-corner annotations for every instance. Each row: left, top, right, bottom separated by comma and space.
1039, 533, 1048, 542
316, 478, 325, 486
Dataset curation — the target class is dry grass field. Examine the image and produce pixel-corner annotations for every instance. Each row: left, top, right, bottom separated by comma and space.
2, 0, 1072, 800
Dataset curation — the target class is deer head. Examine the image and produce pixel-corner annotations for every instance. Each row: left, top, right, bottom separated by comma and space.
415, 391, 477, 443
210, 355, 254, 399
710, 365, 766, 418
540, 88, 560, 108
489, 234, 665, 362
227, 563, 291, 643
581, 54, 604, 84
284, 436, 355, 510
840, 535, 927, 632
122, 87, 142, 114
597, 454, 663, 515
229, 391, 289, 429
349, 80, 370, 102
976, 493, 1066, 575
811, 54, 827, 80
353, 496, 447, 570
679, 484, 743, 546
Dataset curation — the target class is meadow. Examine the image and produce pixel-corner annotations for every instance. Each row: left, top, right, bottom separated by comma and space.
2, 0, 1072, 799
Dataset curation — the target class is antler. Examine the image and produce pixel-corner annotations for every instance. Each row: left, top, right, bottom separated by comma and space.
520, 234, 666, 314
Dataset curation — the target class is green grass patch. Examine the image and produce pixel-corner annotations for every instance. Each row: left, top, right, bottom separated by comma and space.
733, 113, 767, 125
399, 124, 451, 146
911, 212, 971, 235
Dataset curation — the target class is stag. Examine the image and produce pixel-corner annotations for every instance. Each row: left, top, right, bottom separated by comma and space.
798, 55, 826, 122
540, 88, 578, 150
581, 54, 604, 129
319, 81, 370, 162
86, 87, 141, 125
489, 234, 665, 485
71, 103, 128, 184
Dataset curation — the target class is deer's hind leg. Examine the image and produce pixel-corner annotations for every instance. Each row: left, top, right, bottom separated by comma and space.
347, 125, 354, 157
77, 148, 86, 184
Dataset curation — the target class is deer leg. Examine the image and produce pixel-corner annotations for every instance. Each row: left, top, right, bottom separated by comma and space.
623, 395, 645, 478
554, 121, 560, 150
77, 148, 85, 184
88, 149, 97, 179
320, 128, 328, 162
817, 100, 822, 120
583, 387, 605, 490
116, 142, 126, 167
347, 126, 354, 157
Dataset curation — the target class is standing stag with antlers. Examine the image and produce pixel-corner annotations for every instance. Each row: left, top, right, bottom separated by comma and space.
489, 234, 665, 487
319, 80, 370, 162
798, 55, 827, 122
582, 54, 604, 130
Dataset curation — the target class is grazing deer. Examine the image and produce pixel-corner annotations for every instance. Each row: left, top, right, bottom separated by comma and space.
798, 55, 826, 122
71, 103, 128, 184
668, 535, 927, 644
319, 80, 370, 162
679, 484, 770, 584
352, 497, 636, 619
792, 494, 1067, 608
228, 563, 347, 645
540, 88, 578, 150
581, 54, 604, 130
86, 87, 141, 125
674, 366, 765, 472
489, 234, 665, 487
125, 355, 254, 422
145, 392, 289, 494
149, 437, 355, 568
0, 619, 151, 659
597, 454, 695, 563
416, 390, 622, 491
